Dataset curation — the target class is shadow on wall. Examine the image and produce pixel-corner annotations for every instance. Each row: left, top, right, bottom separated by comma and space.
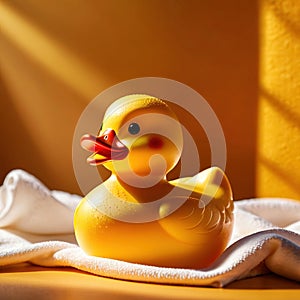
0, 0, 259, 199
260, 88, 300, 130
258, 87, 300, 197
258, 154, 300, 196
269, 0, 300, 37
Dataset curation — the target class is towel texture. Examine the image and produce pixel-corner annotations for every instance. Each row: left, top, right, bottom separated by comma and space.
0, 169, 299, 287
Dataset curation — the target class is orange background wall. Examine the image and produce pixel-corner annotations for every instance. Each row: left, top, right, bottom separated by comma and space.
0, 0, 298, 200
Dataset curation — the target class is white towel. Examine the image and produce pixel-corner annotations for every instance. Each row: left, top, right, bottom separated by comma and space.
0, 169, 299, 287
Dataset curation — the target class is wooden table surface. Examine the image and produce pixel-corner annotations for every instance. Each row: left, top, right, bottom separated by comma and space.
0, 264, 299, 300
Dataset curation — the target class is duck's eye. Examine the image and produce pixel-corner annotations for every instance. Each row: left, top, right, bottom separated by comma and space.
128, 123, 140, 135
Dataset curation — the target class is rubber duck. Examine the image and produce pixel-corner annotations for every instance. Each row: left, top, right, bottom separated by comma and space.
74, 94, 234, 269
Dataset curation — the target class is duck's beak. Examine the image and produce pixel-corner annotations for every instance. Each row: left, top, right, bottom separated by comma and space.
80, 129, 129, 165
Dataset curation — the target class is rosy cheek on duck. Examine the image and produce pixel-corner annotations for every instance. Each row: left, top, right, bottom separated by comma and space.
148, 137, 164, 149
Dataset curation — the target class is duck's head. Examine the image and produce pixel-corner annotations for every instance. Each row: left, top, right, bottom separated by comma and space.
81, 95, 183, 187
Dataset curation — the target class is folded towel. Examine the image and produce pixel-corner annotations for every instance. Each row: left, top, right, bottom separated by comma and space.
0, 169, 299, 287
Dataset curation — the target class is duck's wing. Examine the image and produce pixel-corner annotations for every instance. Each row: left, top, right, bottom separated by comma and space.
160, 167, 234, 244
169, 167, 229, 198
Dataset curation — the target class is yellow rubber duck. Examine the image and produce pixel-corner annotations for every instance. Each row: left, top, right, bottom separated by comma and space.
74, 94, 234, 269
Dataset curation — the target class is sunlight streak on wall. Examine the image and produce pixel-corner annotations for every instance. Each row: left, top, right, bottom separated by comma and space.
0, 1, 108, 98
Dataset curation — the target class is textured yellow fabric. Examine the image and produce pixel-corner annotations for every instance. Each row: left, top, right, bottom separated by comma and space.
257, 0, 300, 199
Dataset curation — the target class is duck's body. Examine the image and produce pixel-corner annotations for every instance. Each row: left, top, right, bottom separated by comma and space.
74, 95, 234, 268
